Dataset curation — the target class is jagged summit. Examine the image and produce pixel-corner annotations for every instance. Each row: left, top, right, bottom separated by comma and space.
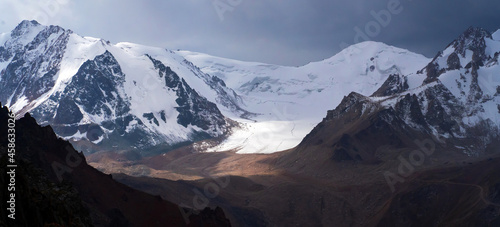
421, 26, 498, 83
451, 27, 492, 57
11, 20, 41, 36
323, 92, 375, 122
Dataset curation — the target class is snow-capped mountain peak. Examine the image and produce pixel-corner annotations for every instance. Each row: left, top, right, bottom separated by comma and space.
420, 27, 498, 84
451, 27, 491, 58
362, 27, 500, 156
0, 20, 244, 155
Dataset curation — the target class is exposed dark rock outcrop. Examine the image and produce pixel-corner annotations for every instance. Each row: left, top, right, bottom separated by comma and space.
422, 27, 492, 84
372, 74, 409, 97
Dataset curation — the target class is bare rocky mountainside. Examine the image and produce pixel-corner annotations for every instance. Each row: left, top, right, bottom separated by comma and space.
0, 105, 231, 227
1, 20, 500, 226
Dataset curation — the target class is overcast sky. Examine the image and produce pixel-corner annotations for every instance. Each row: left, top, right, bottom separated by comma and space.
1, 0, 500, 66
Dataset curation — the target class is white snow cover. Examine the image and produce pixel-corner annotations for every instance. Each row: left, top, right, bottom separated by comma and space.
178, 41, 430, 153
7, 22, 45, 49
26, 34, 108, 113
493, 29, 500, 41
105, 42, 211, 143
0, 33, 9, 47
0, 23, 46, 77
4, 24, 232, 145
440, 35, 500, 126
9, 96, 29, 113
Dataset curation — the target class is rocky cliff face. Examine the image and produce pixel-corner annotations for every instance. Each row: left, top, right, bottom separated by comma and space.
379, 27, 500, 155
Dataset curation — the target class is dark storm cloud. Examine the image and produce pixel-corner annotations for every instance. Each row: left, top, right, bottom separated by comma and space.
1, 0, 500, 66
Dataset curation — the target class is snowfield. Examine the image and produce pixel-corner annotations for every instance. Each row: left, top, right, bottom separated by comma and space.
179, 41, 430, 153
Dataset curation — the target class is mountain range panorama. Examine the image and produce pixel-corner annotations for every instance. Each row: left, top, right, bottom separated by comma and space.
1, 20, 500, 226
3, 20, 499, 157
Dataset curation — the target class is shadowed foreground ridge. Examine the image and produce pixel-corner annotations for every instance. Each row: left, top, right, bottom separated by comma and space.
0, 104, 231, 227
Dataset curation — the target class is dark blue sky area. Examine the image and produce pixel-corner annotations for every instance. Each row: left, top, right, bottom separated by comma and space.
1, 0, 500, 66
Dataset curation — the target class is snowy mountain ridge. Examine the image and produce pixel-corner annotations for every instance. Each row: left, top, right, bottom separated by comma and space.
3, 20, 496, 155
338, 27, 500, 156
0, 20, 243, 154
178, 41, 430, 153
